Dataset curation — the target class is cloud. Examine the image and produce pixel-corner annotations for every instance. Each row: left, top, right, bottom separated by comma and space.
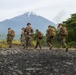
53, 10, 67, 23
0, 0, 76, 23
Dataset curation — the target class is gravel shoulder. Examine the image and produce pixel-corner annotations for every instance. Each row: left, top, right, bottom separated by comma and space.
0, 48, 76, 75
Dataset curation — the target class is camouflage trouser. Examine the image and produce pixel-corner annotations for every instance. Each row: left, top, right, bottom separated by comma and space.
20, 35, 26, 47
46, 36, 54, 48
58, 35, 67, 48
26, 35, 33, 48
7, 36, 13, 48
35, 38, 41, 49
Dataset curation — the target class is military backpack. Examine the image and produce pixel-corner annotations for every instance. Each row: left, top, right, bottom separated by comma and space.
38, 31, 43, 39
10, 30, 15, 37
49, 28, 56, 37
60, 27, 68, 36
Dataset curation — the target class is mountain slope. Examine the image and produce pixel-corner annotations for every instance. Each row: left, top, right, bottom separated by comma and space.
0, 12, 56, 39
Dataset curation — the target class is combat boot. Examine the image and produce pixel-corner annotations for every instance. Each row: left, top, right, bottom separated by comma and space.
9, 46, 12, 48
49, 45, 53, 50
65, 46, 68, 52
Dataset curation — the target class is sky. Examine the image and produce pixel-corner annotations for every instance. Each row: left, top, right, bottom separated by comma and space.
0, 0, 76, 23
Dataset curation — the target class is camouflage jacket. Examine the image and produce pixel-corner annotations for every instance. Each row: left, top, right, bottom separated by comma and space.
46, 29, 50, 37
25, 27, 34, 35
7, 29, 11, 36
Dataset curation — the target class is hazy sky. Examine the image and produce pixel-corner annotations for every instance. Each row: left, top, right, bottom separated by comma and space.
0, 0, 76, 23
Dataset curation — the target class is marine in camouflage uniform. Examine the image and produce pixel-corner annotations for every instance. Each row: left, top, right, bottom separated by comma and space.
20, 28, 26, 48
34, 29, 42, 49
57, 24, 68, 52
46, 25, 54, 50
7, 28, 14, 48
25, 23, 34, 49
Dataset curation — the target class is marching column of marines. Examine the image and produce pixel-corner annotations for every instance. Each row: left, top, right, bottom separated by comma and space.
6, 23, 68, 52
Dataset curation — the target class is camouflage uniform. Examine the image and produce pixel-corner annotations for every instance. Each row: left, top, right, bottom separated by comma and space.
46, 26, 54, 50
25, 23, 34, 49
7, 28, 14, 48
58, 35, 67, 47
34, 29, 42, 49
58, 24, 68, 52
20, 28, 26, 48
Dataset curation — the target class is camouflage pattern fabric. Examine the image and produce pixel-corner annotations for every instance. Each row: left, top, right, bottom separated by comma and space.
34, 32, 42, 49
58, 35, 67, 48
20, 30, 26, 47
25, 27, 34, 48
7, 35, 13, 48
46, 29, 54, 49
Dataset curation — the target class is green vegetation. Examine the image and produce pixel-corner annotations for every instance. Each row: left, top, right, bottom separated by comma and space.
0, 40, 21, 48
62, 13, 76, 47
41, 13, 76, 47
0, 44, 7, 48
49, 13, 76, 47
0, 40, 8, 48
12, 40, 21, 45
0, 13, 76, 48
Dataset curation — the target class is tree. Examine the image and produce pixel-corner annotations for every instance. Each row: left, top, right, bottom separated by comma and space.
63, 13, 76, 43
